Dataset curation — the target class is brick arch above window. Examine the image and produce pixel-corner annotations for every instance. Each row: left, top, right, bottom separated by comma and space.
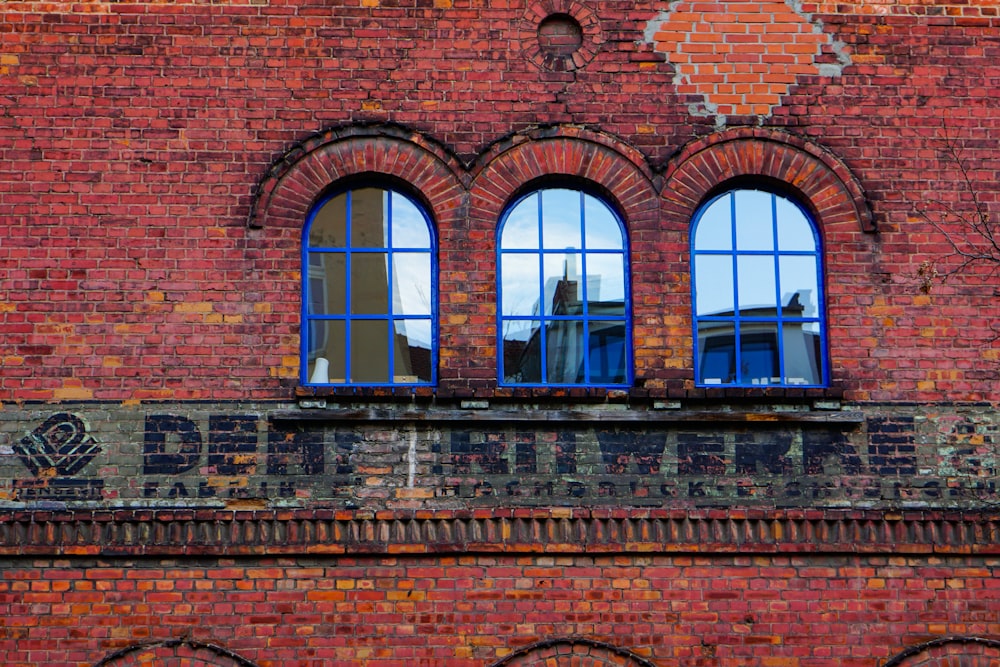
488, 638, 657, 667
662, 127, 874, 235
248, 125, 465, 231
468, 127, 659, 229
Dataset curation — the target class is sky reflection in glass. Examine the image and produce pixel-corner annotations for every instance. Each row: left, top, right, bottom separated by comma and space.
499, 188, 630, 386
692, 189, 825, 387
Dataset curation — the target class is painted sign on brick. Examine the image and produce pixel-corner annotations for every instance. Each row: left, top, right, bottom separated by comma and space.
1, 404, 997, 508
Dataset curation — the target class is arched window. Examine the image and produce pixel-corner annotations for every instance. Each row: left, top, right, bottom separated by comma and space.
498, 187, 630, 387
302, 185, 435, 385
691, 188, 827, 387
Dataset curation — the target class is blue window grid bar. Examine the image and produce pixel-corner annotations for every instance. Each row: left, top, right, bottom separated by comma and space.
302, 188, 437, 386
498, 189, 632, 388
691, 189, 829, 388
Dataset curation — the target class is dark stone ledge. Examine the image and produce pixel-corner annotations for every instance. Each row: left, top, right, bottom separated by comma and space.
294, 384, 847, 403
1, 508, 998, 557
273, 407, 865, 425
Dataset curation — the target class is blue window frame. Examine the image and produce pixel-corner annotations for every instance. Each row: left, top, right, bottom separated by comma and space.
691, 188, 827, 387
302, 186, 436, 386
498, 187, 631, 387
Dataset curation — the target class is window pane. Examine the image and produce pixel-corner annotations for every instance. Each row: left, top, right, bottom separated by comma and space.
502, 319, 542, 383
779, 255, 819, 318
543, 252, 582, 316
307, 320, 346, 383
304, 186, 435, 386
501, 193, 540, 249
694, 194, 733, 251
392, 252, 432, 316
392, 194, 431, 248
776, 196, 815, 251
308, 194, 347, 248
501, 254, 540, 317
393, 319, 432, 382
697, 325, 734, 384
737, 255, 777, 313
546, 320, 584, 384
350, 188, 390, 248
740, 328, 780, 385
585, 253, 626, 316
306, 253, 346, 315
541, 189, 582, 250
351, 319, 389, 383
694, 254, 734, 317
584, 196, 624, 250
734, 190, 774, 251
782, 321, 823, 385
351, 253, 389, 314
588, 321, 627, 384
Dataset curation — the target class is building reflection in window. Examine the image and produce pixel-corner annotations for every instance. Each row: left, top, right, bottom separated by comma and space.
499, 188, 630, 386
303, 187, 435, 385
692, 188, 826, 386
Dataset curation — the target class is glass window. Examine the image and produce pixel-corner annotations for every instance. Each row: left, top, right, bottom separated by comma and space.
498, 188, 630, 387
691, 188, 827, 387
303, 186, 435, 385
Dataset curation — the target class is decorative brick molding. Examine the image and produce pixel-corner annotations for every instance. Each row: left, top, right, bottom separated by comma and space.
3, 509, 999, 557
662, 127, 874, 233
247, 124, 465, 231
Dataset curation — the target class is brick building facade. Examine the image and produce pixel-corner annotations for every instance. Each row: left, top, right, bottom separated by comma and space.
2, 1, 1000, 665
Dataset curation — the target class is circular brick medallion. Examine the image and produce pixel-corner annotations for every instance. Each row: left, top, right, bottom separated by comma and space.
538, 14, 583, 57
519, 1, 602, 71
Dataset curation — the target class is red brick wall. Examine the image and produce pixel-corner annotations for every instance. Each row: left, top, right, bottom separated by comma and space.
3, 551, 1000, 667
3, 2, 1000, 665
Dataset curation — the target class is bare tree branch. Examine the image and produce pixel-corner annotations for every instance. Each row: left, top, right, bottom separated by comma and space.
914, 127, 1000, 291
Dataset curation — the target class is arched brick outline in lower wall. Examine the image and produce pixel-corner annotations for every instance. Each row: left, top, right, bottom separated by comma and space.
883, 636, 1000, 667
94, 639, 259, 667
489, 638, 657, 667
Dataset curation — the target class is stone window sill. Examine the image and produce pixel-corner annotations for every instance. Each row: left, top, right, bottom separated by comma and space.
294, 384, 846, 403
283, 384, 859, 425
